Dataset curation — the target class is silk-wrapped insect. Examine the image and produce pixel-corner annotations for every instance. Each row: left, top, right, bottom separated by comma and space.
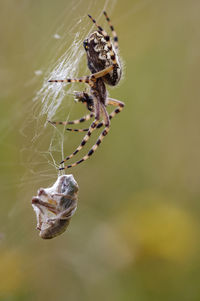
32, 175, 78, 239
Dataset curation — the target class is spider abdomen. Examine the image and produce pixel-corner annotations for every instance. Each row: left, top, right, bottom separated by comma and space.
85, 32, 122, 86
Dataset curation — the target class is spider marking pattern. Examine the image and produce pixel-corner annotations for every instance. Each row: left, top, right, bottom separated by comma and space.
49, 11, 125, 170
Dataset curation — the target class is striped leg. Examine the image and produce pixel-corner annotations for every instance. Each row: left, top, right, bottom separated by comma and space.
59, 99, 124, 169
48, 65, 114, 83
60, 102, 108, 164
59, 91, 101, 165
88, 14, 117, 65
66, 127, 89, 132
103, 11, 118, 50
107, 97, 125, 109
48, 113, 94, 126
59, 119, 99, 165
95, 98, 124, 128
66, 97, 124, 131
48, 76, 92, 84
59, 125, 110, 170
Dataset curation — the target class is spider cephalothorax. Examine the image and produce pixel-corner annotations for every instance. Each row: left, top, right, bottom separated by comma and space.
48, 11, 125, 170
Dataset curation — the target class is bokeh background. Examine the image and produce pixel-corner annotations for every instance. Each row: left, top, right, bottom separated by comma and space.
0, 0, 200, 300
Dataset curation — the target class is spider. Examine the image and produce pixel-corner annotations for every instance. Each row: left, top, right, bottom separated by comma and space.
49, 11, 125, 170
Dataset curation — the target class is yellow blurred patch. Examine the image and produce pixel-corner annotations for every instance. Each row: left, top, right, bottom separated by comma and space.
119, 193, 198, 263
48, 199, 57, 205
0, 249, 25, 295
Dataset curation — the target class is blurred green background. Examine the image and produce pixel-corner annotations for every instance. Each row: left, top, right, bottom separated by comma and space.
0, 0, 200, 300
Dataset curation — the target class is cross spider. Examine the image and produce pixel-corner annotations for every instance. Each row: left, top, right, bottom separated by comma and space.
49, 11, 125, 170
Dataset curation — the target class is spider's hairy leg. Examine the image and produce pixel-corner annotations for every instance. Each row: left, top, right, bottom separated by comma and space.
66, 98, 125, 131
88, 14, 117, 65
60, 119, 99, 165
88, 14, 108, 37
48, 76, 92, 84
60, 98, 102, 164
103, 11, 118, 50
101, 102, 110, 127
95, 98, 125, 129
91, 65, 114, 78
60, 104, 110, 170
66, 127, 89, 132
48, 66, 113, 84
59, 99, 124, 169
48, 113, 94, 126
107, 97, 125, 111
59, 123, 110, 170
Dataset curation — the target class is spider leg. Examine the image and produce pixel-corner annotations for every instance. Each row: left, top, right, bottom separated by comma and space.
48, 76, 93, 84
66, 97, 124, 131
48, 65, 114, 83
94, 97, 125, 128
59, 97, 101, 165
60, 98, 105, 164
60, 104, 110, 170
60, 125, 110, 170
103, 11, 118, 50
101, 101, 110, 126
59, 118, 99, 165
88, 14, 117, 65
107, 97, 125, 110
59, 99, 124, 169
48, 113, 94, 126
66, 127, 89, 132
